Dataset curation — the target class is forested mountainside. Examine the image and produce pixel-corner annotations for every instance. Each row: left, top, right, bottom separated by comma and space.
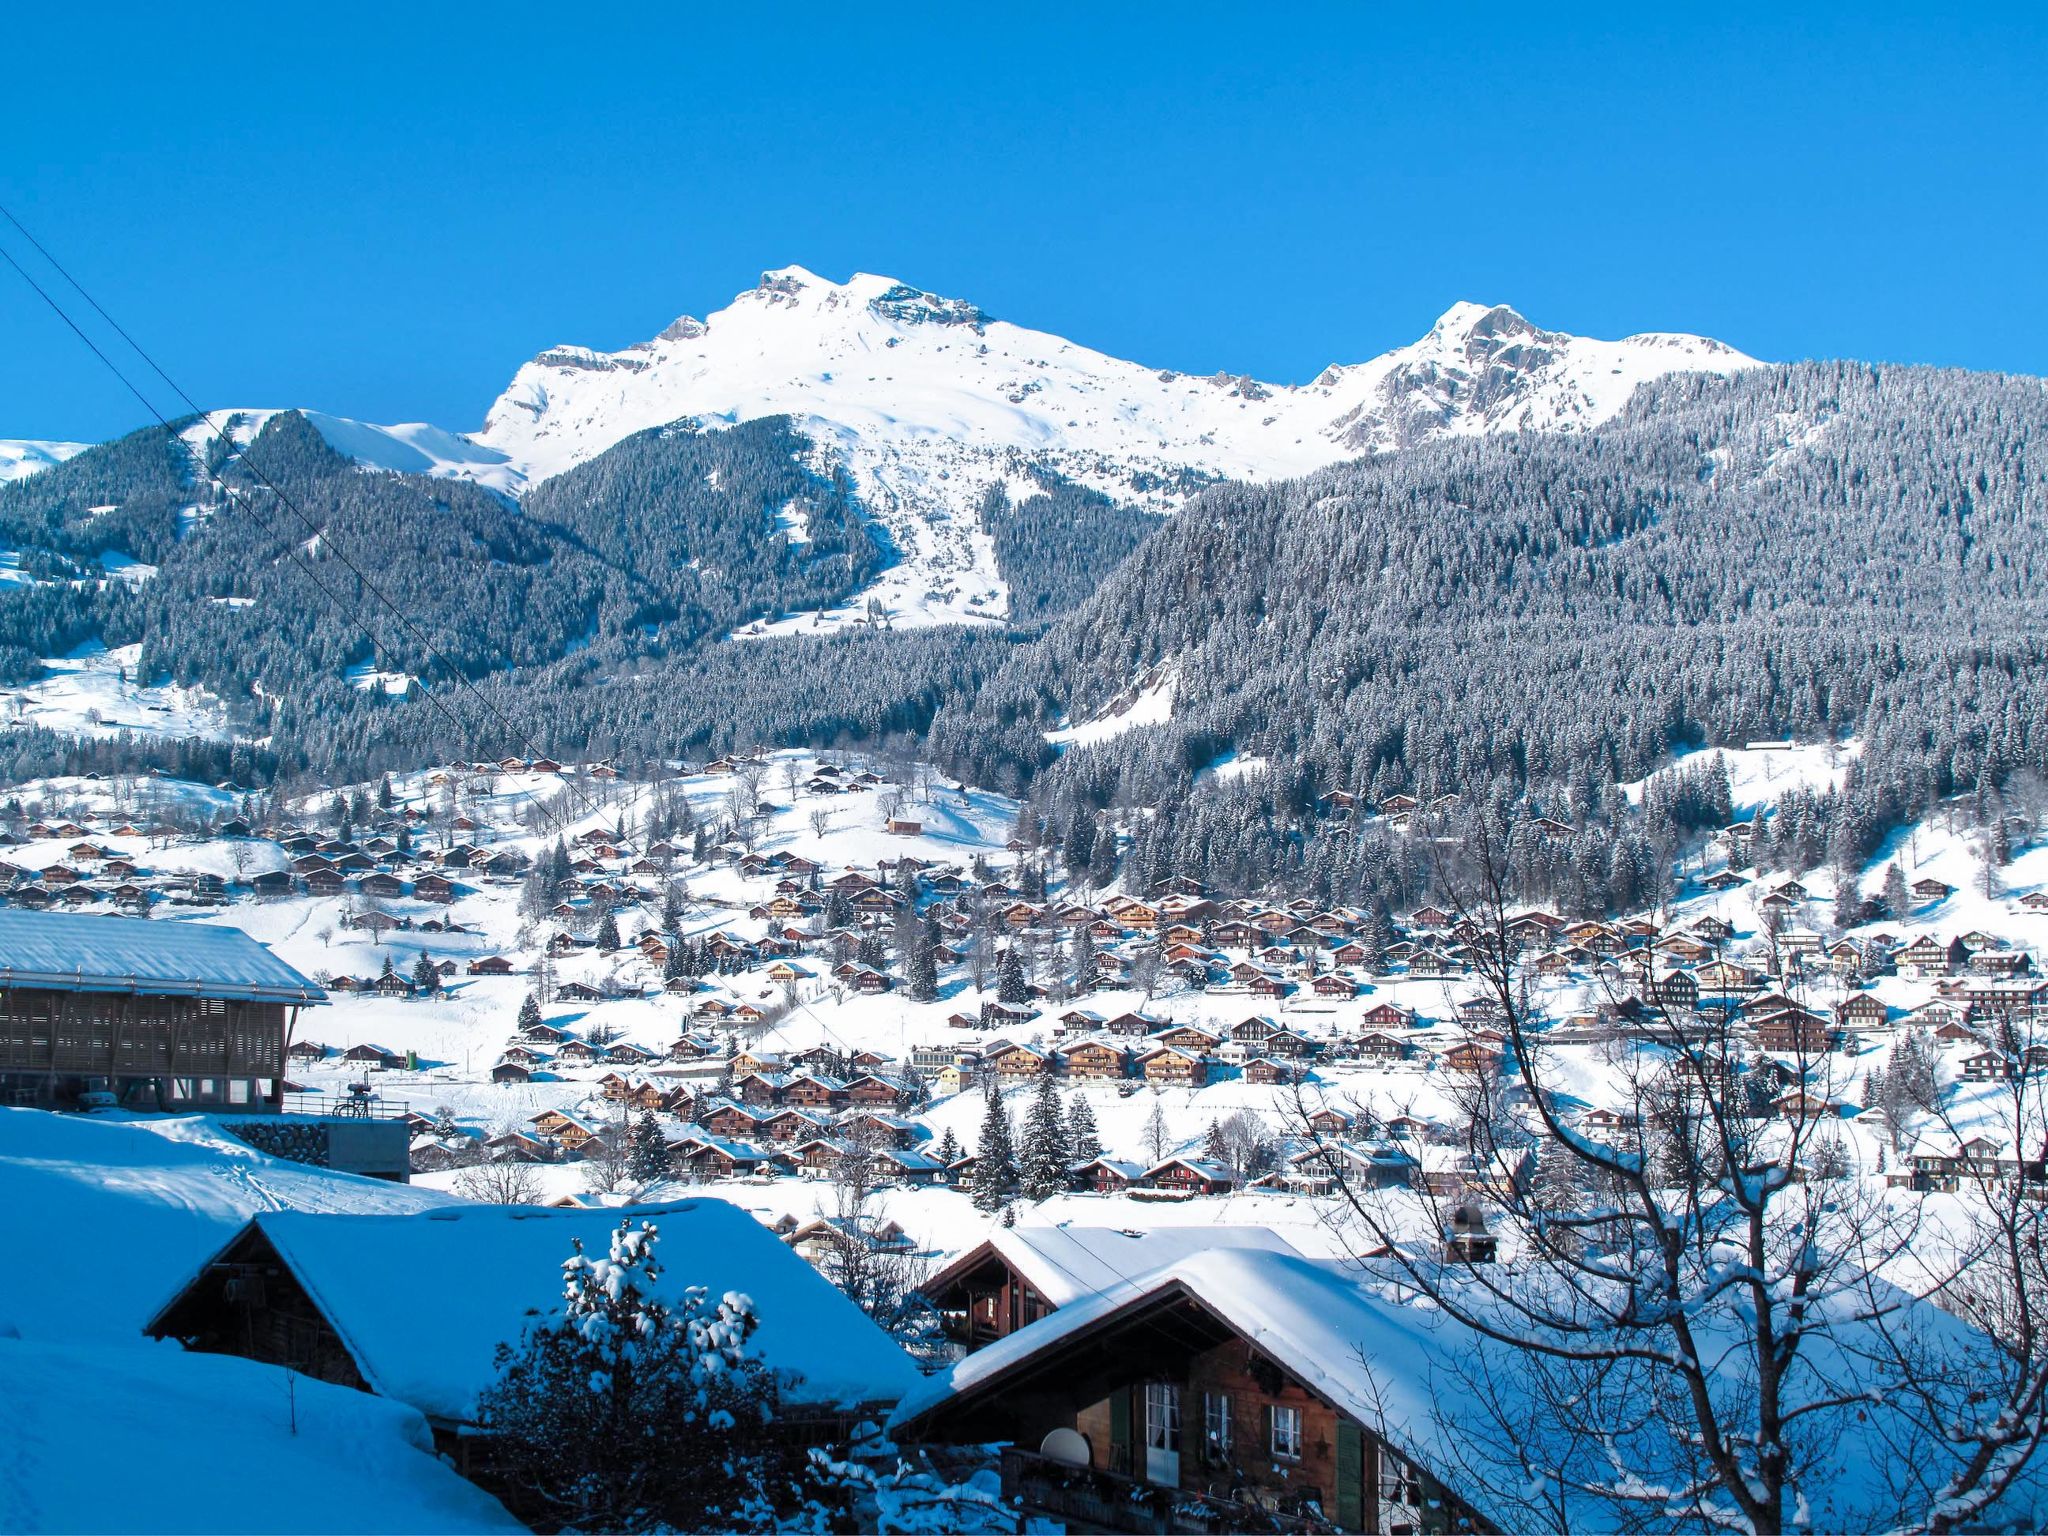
8, 357, 2048, 922
978, 475, 1161, 626
929, 361, 2048, 907
0, 408, 881, 705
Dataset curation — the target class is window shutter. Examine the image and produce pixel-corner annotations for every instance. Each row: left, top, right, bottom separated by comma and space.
1109, 1385, 1132, 1474
1336, 1419, 1364, 1530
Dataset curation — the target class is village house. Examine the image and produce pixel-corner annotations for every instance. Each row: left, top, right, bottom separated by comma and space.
147, 1201, 917, 1466
896, 1244, 1492, 1533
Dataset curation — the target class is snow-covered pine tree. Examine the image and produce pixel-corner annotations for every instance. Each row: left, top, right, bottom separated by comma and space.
1071, 923, 1096, 994
905, 924, 938, 1001
934, 1125, 962, 1166
516, 992, 543, 1035
477, 1220, 792, 1531
1066, 1093, 1101, 1161
627, 1110, 668, 1184
971, 1086, 1018, 1212
1882, 861, 1910, 917
597, 908, 622, 951
1020, 1072, 1072, 1199
996, 947, 1028, 1005
411, 951, 441, 997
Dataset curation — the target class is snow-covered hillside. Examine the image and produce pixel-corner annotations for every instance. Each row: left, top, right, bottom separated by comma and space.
0, 438, 88, 483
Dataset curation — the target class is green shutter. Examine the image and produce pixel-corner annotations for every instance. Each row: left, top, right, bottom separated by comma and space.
1336, 1419, 1364, 1531
1109, 1386, 1132, 1474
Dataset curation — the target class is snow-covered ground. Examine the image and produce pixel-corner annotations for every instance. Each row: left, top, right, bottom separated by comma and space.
0, 640, 234, 739
1045, 668, 1177, 747
1623, 738, 1864, 814
0, 438, 89, 483
0, 1336, 520, 1534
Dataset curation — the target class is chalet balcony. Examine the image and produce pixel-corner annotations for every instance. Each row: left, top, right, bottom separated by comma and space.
1001, 1446, 1332, 1535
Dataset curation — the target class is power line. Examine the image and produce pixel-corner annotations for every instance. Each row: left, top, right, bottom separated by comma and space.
0, 208, 864, 1052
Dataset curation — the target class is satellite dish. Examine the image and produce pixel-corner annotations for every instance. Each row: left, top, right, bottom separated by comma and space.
1039, 1427, 1091, 1468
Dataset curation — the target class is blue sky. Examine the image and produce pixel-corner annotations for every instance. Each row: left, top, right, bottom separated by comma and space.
3, 4, 2042, 442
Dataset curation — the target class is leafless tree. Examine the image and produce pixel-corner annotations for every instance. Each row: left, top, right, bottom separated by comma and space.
454, 1158, 544, 1204
809, 806, 833, 840
816, 1131, 931, 1337
1293, 819, 2048, 1534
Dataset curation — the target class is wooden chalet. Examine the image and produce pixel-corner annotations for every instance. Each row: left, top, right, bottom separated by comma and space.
896, 1244, 1490, 1534
147, 1201, 917, 1465
0, 911, 326, 1111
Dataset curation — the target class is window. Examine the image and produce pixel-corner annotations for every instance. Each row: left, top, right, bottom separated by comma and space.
1203, 1391, 1233, 1453
1144, 1382, 1181, 1451
1270, 1403, 1303, 1460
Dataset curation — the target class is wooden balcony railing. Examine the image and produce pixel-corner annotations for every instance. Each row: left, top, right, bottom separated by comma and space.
1000, 1446, 1333, 1535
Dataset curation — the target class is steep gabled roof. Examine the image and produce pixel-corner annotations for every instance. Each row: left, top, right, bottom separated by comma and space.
147, 1199, 915, 1424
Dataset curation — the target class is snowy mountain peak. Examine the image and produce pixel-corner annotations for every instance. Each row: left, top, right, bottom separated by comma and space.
464, 266, 1755, 629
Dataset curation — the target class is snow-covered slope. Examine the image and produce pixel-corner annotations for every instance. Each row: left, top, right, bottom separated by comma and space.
473, 266, 1755, 627
23, 269, 1756, 634
477, 266, 1754, 485
0, 438, 89, 483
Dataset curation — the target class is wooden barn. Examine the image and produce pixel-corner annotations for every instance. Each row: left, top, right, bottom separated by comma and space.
145, 1201, 919, 1454
0, 909, 324, 1111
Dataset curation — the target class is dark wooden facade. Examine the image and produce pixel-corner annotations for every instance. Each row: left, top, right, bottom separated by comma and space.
0, 983, 297, 1110
149, 1224, 369, 1393
897, 1283, 1488, 1534
922, 1240, 1057, 1348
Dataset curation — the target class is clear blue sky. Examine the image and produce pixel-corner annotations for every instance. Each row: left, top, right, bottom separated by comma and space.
3, 3, 2042, 443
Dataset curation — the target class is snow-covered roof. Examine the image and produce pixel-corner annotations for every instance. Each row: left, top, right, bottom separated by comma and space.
155, 1198, 917, 1424
963, 1221, 1305, 1307
0, 909, 324, 1004
896, 1246, 2048, 1534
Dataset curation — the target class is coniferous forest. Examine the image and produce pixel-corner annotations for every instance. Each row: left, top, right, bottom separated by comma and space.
4, 361, 2046, 914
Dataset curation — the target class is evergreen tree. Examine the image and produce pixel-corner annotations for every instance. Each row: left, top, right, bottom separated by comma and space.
476, 1221, 792, 1532
411, 951, 441, 997
627, 1110, 669, 1183
996, 947, 1028, 1005
971, 1087, 1017, 1212
1831, 869, 1862, 931
1019, 1073, 1072, 1200
1066, 1093, 1101, 1161
516, 992, 543, 1035
905, 923, 939, 1002
1071, 924, 1097, 995
935, 1125, 962, 1166
1882, 861, 1910, 917
596, 907, 622, 951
